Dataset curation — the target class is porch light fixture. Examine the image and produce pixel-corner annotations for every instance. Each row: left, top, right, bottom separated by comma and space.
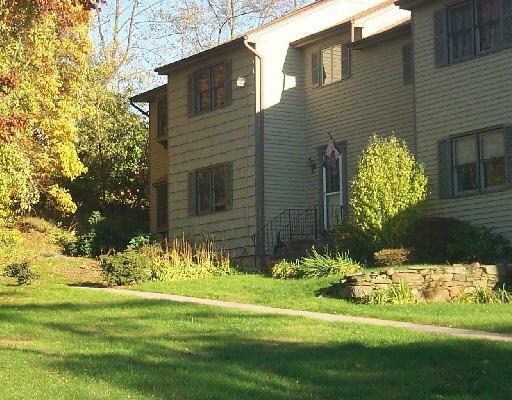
236, 77, 246, 87
308, 156, 316, 173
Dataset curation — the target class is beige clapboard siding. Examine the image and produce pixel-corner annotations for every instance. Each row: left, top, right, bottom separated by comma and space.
412, 0, 512, 238
246, 0, 394, 226
165, 46, 257, 258
302, 33, 416, 208
148, 99, 169, 233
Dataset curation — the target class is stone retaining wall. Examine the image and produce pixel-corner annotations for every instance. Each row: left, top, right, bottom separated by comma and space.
331, 263, 511, 302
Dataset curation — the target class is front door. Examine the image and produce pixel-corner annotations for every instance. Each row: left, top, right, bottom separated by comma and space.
322, 152, 344, 230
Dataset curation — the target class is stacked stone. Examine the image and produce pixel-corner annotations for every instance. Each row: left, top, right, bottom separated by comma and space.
334, 263, 510, 302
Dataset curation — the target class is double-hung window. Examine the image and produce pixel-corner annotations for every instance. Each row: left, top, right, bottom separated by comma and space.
190, 60, 232, 114
320, 44, 342, 85
157, 98, 167, 138
452, 130, 506, 194
189, 163, 232, 215
437, 0, 508, 65
156, 184, 168, 228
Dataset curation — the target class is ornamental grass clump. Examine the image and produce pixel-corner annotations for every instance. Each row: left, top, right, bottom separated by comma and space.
140, 236, 232, 282
350, 134, 429, 253
364, 282, 417, 305
271, 247, 360, 279
453, 286, 512, 304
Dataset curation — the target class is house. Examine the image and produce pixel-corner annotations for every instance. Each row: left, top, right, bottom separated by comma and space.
131, 0, 512, 266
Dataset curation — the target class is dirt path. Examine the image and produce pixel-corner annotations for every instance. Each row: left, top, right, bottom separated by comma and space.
83, 287, 512, 343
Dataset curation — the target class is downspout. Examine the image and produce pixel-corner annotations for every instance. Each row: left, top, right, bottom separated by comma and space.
243, 38, 265, 267
130, 99, 150, 118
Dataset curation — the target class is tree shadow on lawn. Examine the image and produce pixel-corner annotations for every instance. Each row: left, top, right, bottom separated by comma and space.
39, 331, 512, 399
2, 299, 512, 399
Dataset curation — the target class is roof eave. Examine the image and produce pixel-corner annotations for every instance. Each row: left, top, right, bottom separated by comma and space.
395, 0, 430, 10
290, 21, 351, 48
154, 36, 247, 75
130, 84, 167, 103
351, 21, 411, 50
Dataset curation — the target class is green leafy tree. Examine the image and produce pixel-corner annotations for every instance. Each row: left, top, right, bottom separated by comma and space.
68, 67, 149, 214
350, 134, 429, 251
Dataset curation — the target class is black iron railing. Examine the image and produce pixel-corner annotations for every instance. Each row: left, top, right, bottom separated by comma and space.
255, 205, 344, 258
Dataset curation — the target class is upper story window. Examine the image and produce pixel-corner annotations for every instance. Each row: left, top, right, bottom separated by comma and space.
188, 60, 232, 115
157, 98, 167, 138
321, 44, 342, 85
435, 0, 511, 66
438, 127, 511, 198
311, 43, 351, 86
188, 162, 233, 215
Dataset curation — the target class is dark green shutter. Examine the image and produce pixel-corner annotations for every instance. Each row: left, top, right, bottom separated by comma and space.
341, 43, 351, 79
188, 171, 197, 215
187, 73, 196, 115
311, 52, 320, 86
225, 161, 234, 210
402, 43, 414, 85
505, 126, 512, 184
438, 138, 454, 198
224, 59, 233, 106
503, 0, 512, 47
433, 9, 448, 67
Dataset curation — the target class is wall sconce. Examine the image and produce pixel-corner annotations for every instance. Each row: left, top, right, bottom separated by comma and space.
236, 77, 246, 87
308, 157, 316, 173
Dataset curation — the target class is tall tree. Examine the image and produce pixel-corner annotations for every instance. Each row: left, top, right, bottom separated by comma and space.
0, 0, 103, 219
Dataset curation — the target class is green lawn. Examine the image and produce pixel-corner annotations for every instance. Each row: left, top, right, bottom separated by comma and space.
1, 283, 512, 400
134, 274, 512, 334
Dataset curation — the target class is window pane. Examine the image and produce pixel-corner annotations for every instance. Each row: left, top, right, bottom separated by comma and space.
156, 185, 168, 227
212, 86, 225, 109
481, 131, 505, 188
455, 136, 477, 164
481, 131, 504, 159
212, 166, 226, 211
331, 44, 342, 82
157, 99, 167, 137
321, 48, 332, 85
197, 170, 211, 212
477, 0, 501, 51
456, 163, 478, 191
211, 64, 225, 88
449, 2, 474, 60
325, 160, 340, 193
483, 158, 506, 187
454, 136, 477, 192
197, 69, 210, 112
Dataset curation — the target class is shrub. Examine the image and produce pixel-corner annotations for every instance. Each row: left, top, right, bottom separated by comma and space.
271, 248, 360, 279
374, 248, 411, 267
3, 261, 38, 285
67, 211, 148, 257
409, 217, 511, 264
350, 135, 429, 252
364, 282, 417, 305
100, 251, 151, 286
453, 286, 512, 304
127, 234, 155, 251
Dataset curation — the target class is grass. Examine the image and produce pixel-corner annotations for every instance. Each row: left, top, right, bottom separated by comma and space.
2, 283, 512, 399
1, 219, 512, 398
134, 274, 512, 334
